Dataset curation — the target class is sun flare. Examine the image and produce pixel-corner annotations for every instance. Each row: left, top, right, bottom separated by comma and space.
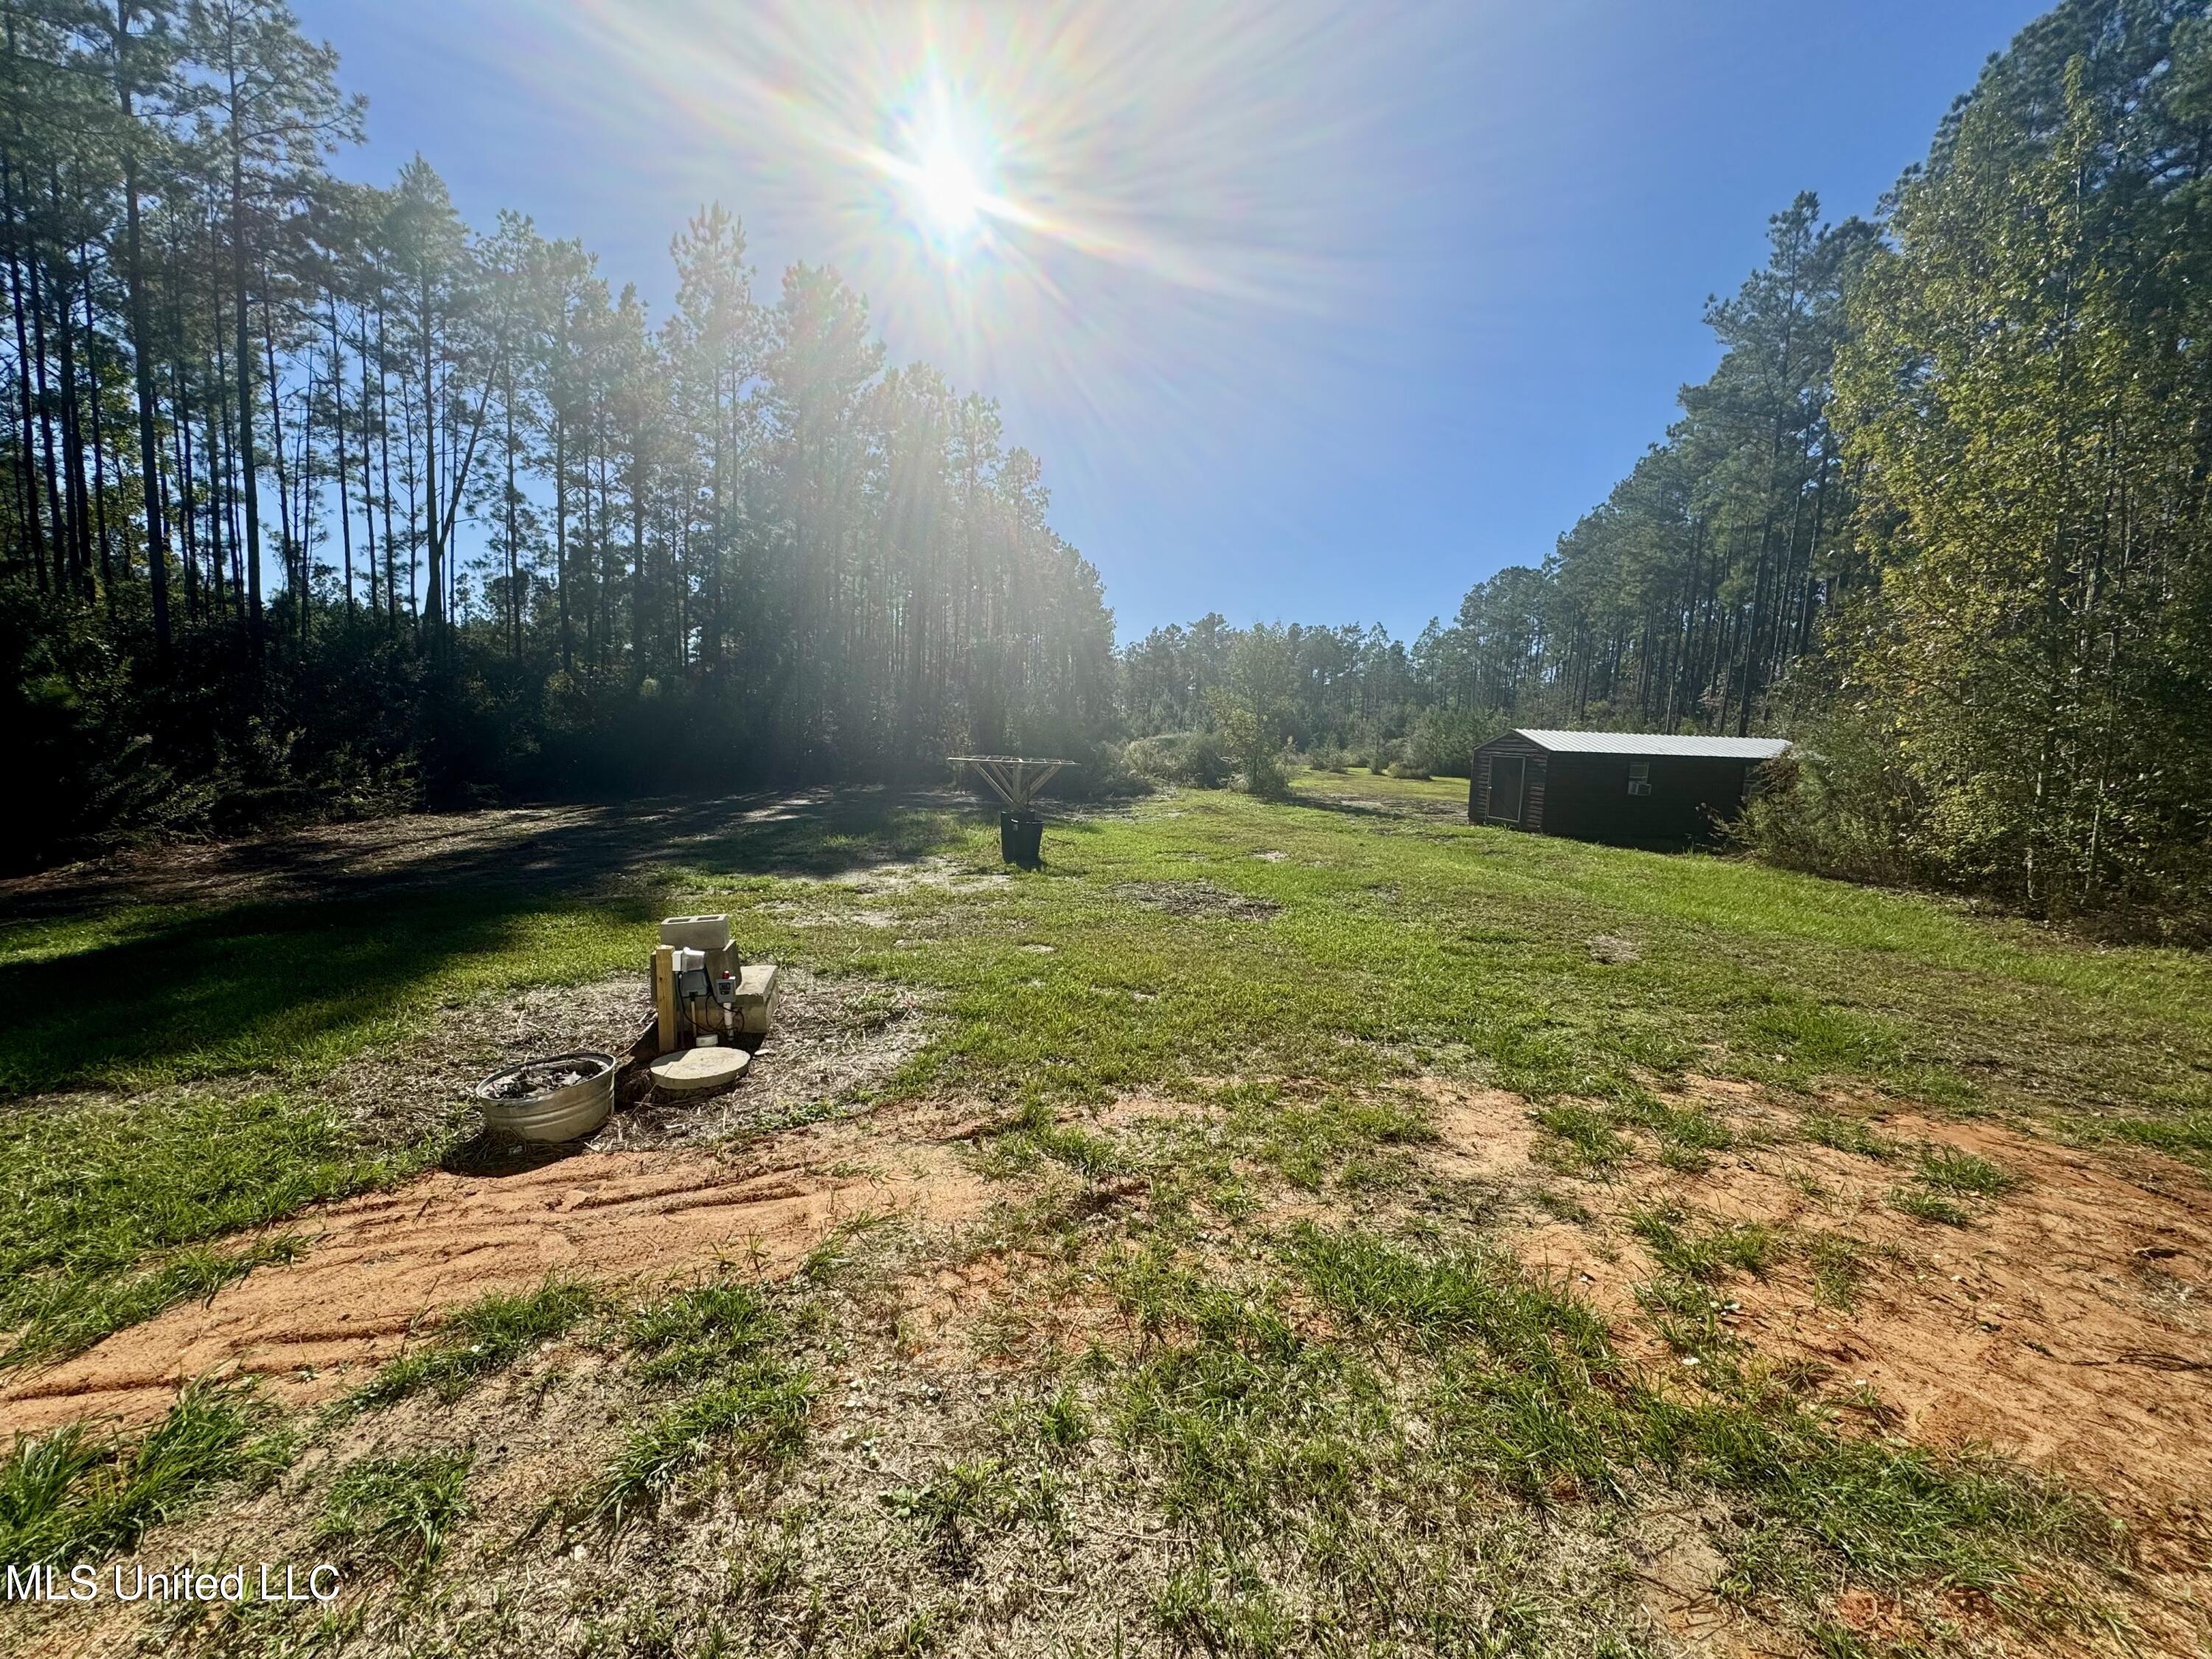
914, 136, 986, 232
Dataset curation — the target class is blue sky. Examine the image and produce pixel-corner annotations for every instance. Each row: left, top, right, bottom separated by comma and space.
293, 0, 2046, 642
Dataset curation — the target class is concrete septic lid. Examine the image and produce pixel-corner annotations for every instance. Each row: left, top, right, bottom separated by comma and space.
648, 1046, 752, 1096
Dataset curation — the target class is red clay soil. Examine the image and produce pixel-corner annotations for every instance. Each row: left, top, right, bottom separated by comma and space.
1432, 1088, 2212, 1513
1423, 1082, 2212, 1652
0, 1111, 990, 1434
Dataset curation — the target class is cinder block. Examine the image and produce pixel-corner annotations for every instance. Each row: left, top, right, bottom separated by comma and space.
659, 914, 732, 953
734, 963, 780, 1036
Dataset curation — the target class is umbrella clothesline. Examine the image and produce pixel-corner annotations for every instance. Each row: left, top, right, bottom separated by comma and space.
947, 756, 1074, 813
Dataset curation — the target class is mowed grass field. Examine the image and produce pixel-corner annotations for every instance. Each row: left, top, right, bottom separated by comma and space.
0, 773, 2208, 1658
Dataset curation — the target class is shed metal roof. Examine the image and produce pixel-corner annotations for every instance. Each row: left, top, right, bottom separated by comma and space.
1503, 729, 1794, 760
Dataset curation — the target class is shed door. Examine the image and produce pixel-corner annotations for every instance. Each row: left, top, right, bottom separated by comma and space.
1491, 755, 1526, 824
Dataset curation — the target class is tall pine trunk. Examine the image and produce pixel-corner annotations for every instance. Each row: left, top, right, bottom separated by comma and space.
114, 1, 169, 652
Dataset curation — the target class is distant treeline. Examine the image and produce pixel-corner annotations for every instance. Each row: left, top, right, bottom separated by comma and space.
0, 0, 1115, 866
1124, 1, 2212, 931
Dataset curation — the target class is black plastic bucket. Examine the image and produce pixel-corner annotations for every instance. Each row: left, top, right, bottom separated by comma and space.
999, 811, 1044, 868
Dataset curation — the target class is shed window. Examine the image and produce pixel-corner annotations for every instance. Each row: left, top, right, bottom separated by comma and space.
1626, 761, 1652, 797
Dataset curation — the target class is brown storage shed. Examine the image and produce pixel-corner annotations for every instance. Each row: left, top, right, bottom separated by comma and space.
1468, 729, 1792, 849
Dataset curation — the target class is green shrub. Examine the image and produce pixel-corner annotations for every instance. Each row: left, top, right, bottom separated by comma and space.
1123, 731, 1230, 788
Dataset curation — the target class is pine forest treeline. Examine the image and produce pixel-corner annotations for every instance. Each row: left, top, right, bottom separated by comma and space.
0, 0, 1113, 865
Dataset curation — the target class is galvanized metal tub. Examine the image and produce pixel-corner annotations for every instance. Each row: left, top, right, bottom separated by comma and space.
474, 1050, 616, 1142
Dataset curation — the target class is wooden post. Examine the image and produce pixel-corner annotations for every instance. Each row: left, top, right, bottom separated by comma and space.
653, 945, 678, 1055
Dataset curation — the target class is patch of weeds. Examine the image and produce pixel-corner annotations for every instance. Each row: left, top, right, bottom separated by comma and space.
1807, 1234, 1870, 1311
1712, 1408, 2087, 1589
1888, 1187, 1972, 1226
319, 1451, 472, 1572
1806, 1621, 1875, 1659
1288, 1224, 2104, 1594
1036, 1384, 1092, 1453
1287, 1224, 1621, 1499
351, 1277, 597, 1408
1747, 1002, 1904, 1072
1152, 1553, 1295, 1658
580, 1361, 813, 1531
1913, 1147, 2018, 1198
1229, 1090, 1430, 1191
1630, 1204, 1778, 1281
1531, 1103, 1629, 1175
1635, 1273, 1736, 1361
626, 1276, 778, 1385
1774, 1357, 1834, 1394
1716, 1519, 1826, 1602
0, 1377, 285, 1565
1527, 1186, 1593, 1225
1621, 1096, 1734, 1172
1801, 1111, 1898, 1161
998, 1102, 1124, 1180
870, 1607, 955, 1658
970, 1135, 1042, 1179
572, 1270, 815, 1531
881, 1457, 1065, 1575
796, 1211, 897, 1287
987, 1382, 1093, 1456
1105, 1242, 1392, 1543
1839, 1380, 1901, 1429
1032, 1121, 1124, 1180
2, 1233, 307, 1371
2105, 1112, 2212, 1163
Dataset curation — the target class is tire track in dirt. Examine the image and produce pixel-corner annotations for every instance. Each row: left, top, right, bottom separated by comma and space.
0, 1112, 990, 1433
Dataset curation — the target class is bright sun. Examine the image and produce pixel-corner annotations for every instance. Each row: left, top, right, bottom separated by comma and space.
913, 136, 986, 232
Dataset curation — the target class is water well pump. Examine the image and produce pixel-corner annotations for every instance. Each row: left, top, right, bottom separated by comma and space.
655, 914, 780, 1051
669, 947, 743, 1040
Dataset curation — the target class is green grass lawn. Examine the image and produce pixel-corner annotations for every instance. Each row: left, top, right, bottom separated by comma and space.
2, 781, 2207, 1656
10, 779, 2205, 1119
2, 781, 2204, 1369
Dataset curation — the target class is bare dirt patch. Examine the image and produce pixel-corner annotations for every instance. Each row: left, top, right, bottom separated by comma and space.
813, 855, 1011, 894
1462, 1085, 2212, 1647
1109, 879, 1283, 921
1654, 1108, 2212, 1523
593, 969, 936, 1150
1414, 1079, 1545, 1185
1408, 1078, 2212, 1650
87, 967, 936, 1159
0, 1105, 991, 1435
330, 975, 653, 1153
1146, 1065, 2206, 1534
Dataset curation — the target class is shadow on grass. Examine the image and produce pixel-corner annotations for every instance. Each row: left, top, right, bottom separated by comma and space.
677, 791, 971, 880
439, 1132, 592, 1179
0, 789, 981, 1099
0, 787, 981, 923
0, 886, 651, 1097
1285, 790, 1455, 826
